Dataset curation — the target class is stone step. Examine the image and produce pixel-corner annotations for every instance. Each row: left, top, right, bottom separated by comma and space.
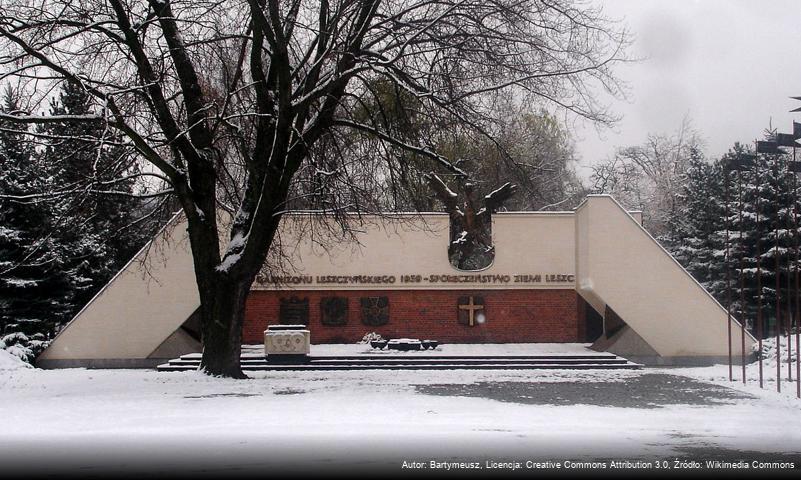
165, 357, 631, 367
156, 361, 641, 372
306, 355, 625, 362
160, 347, 641, 372
179, 353, 620, 361
157, 353, 641, 371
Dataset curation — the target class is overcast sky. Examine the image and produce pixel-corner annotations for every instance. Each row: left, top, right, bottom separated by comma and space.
573, 0, 801, 176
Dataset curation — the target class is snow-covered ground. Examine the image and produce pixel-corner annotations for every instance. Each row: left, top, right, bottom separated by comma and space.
1, 343, 800, 476
669, 336, 800, 402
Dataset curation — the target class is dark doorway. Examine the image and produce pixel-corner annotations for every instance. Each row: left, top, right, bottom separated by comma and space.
582, 297, 603, 342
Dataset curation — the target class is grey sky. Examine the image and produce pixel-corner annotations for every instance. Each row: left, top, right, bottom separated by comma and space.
574, 0, 801, 176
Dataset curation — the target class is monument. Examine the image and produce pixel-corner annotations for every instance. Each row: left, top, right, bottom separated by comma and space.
36, 195, 757, 368
264, 324, 311, 360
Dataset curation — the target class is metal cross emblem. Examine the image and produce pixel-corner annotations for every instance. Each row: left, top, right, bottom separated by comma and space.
458, 296, 485, 326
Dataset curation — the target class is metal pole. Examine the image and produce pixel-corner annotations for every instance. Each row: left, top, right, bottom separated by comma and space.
776, 153, 783, 394
725, 167, 733, 382
756, 162, 764, 388
792, 147, 801, 398
787, 159, 794, 383
790, 103, 801, 398
739, 169, 747, 384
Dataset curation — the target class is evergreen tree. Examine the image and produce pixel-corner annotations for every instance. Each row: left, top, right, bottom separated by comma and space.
0, 87, 74, 361
1, 81, 162, 363
662, 148, 728, 301
710, 142, 798, 336
662, 137, 801, 338
38, 80, 136, 310
743, 146, 799, 336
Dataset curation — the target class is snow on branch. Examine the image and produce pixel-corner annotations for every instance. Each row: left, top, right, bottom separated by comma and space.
0, 113, 106, 124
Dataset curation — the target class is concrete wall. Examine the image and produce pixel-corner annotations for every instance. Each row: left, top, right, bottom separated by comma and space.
575, 195, 756, 359
257, 213, 577, 291
37, 215, 200, 363
38, 212, 579, 364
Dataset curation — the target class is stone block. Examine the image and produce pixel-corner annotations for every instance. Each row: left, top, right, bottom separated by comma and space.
264, 325, 311, 355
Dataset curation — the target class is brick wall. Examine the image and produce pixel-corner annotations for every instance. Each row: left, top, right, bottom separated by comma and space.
244, 289, 580, 344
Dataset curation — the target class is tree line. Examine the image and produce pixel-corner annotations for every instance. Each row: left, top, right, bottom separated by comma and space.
0, 0, 630, 375
0, 80, 590, 364
5, 80, 794, 364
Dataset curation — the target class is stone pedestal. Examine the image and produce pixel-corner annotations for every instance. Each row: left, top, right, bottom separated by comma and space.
264, 324, 310, 357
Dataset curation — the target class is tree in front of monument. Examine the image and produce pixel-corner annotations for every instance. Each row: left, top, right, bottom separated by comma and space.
0, 0, 629, 377
0, 87, 75, 362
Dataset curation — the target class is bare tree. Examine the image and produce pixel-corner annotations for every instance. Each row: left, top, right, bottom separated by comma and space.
590, 117, 703, 236
442, 100, 587, 211
0, 0, 628, 377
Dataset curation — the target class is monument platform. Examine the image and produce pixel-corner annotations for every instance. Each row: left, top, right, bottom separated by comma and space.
156, 343, 641, 371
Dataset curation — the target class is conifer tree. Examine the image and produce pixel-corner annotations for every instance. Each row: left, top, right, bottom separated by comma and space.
0, 87, 74, 361
661, 138, 801, 337
748, 148, 798, 335
663, 148, 727, 301
715, 141, 799, 335
1, 81, 160, 362
37, 80, 150, 310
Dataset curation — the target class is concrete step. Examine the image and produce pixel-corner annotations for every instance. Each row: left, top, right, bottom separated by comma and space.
164, 357, 631, 367
156, 362, 641, 372
157, 353, 642, 372
179, 353, 621, 361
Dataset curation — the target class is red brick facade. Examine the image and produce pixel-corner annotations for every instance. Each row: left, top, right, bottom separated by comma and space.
243, 289, 583, 344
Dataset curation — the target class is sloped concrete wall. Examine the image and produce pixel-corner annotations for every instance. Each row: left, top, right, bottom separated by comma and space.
575, 195, 756, 359
37, 215, 200, 364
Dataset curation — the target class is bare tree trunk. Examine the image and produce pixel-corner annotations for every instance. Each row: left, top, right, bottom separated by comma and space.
193, 211, 281, 378
198, 276, 250, 378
